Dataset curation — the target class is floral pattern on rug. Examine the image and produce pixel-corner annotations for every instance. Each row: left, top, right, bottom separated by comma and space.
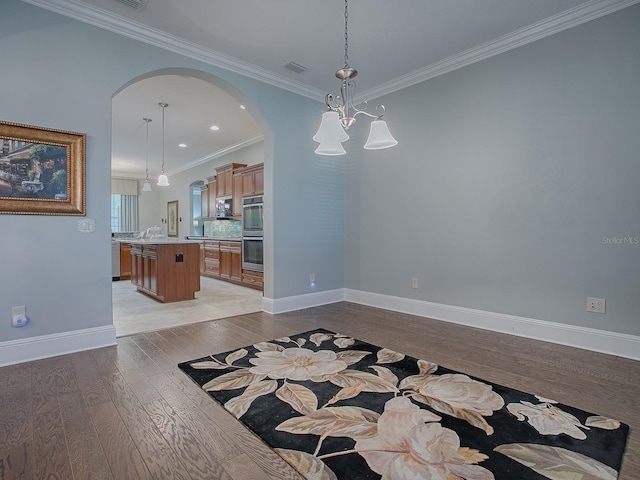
178, 329, 629, 480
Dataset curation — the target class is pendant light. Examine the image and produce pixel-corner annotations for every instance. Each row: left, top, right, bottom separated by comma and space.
157, 102, 170, 186
142, 118, 153, 192
313, 0, 398, 155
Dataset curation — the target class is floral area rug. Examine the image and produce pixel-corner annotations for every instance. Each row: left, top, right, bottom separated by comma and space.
178, 328, 629, 480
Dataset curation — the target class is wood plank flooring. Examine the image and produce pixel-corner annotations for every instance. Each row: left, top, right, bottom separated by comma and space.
0, 302, 638, 479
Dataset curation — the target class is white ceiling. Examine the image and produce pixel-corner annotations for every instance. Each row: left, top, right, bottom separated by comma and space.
24, 0, 637, 178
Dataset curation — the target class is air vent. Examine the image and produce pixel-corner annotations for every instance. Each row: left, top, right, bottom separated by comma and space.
284, 61, 308, 74
113, 0, 148, 9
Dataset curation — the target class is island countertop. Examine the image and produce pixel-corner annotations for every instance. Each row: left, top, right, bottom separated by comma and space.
119, 238, 203, 245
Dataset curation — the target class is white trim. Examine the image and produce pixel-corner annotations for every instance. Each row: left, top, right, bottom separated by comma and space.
358, 0, 640, 102
344, 289, 640, 361
0, 325, 117, 367
262, 289, 344, 315
22, 0, 324, 102
24, 0, 640, 104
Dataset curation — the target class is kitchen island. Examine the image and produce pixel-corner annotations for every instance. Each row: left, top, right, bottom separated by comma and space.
127, 239, 201, 303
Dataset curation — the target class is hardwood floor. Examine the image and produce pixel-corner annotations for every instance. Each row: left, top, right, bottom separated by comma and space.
1, 302, 638, 479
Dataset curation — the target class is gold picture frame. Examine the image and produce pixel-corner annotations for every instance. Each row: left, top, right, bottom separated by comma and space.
0, 120, 86, 215
167, 200, 178, 237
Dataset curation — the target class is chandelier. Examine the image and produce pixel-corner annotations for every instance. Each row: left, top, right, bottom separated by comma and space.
157, 102, 170, 186
313, 0, 398, 156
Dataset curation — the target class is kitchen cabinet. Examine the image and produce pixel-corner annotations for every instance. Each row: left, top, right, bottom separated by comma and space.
241, 163, 264, 196
219, 241, 242, 281
201, 239, 263, 291
119, 241, 132, 280
203, 240, 220, 276
130, 241, 200, 303
232, 173, 243, 218
205, 176, 216, 219
242, 269, 263, 289
215, 163, 246, 198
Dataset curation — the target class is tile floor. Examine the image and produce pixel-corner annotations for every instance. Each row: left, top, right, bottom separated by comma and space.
112, 275, 263, 337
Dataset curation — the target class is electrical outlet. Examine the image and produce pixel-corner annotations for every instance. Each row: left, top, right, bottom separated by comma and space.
587, 297, 606, 314
411, 278, 419, 289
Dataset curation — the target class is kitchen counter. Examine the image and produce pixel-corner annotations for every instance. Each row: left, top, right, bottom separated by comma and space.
120, 238, 203, 244
186, 236, 241, 241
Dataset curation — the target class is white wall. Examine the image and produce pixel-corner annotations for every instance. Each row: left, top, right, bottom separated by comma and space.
345, 5, 640, 337
0, 0, 344, 362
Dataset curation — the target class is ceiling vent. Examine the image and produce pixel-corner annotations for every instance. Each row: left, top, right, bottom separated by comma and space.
284, 61, 308, 74
113, 0, 148, 9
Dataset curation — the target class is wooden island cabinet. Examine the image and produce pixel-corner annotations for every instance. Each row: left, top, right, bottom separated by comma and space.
130, 240, 200, 303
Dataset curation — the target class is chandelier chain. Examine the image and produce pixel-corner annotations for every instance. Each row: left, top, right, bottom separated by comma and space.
343, 0, 349, 67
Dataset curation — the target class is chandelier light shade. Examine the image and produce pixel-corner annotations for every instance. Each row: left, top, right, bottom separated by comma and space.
157, 102, 170, 186
142, 117, 153, 192
363, 119, 398, 150
313, 0, 398, 156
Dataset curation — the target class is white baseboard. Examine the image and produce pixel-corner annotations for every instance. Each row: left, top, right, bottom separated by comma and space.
262, 288, 344, 315
344, 289, 640, 361
0, 325, 117, 367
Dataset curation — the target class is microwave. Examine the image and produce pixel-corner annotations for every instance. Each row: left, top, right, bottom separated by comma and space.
242, 196, 263, 236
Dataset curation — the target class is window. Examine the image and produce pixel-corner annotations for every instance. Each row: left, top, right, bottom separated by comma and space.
190, 181, 204, 235
111, 194, 139, 232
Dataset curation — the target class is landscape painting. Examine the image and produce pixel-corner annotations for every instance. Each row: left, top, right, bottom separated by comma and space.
0, 120, 85, 215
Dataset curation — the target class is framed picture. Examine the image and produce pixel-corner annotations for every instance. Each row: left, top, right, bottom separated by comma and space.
167, 200, 178, 237
0, 120, 86, 215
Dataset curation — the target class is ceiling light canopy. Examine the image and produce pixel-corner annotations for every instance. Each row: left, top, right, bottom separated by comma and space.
157, 102, 170, 186
313, 0, 397, 156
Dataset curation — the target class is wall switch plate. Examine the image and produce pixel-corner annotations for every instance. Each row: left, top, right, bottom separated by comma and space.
412, 278, 419, 289
587, 297, 606, 314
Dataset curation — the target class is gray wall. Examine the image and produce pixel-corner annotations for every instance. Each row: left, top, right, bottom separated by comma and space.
0, 0, 344, 344
345, 5, 640, 336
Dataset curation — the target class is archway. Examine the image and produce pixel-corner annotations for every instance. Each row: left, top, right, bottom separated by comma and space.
110, 69, 271, 336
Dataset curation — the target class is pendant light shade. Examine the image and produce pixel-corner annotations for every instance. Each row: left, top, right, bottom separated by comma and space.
313, 111, 349, 144
363, 119, 398, 150
142, 118, 153, 192
157, 102, 170, 186
157, 174, 169, 187
314, 141, 347, 156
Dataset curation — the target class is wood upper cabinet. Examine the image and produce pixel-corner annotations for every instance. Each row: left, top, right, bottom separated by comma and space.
232, 173, 243, 218
241, 163, 264, 196
206, 176, 216, 218
215, 163, 246, 198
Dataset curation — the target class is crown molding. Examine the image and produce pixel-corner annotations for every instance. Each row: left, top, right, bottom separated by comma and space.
168, 135, 264, 176
23, 0, 639, 105
356, 0, 640, 102
21, 0, 325, 101
110, 135, 264, 179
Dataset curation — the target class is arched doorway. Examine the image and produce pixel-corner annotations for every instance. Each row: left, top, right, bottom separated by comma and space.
110, 69, 269, 336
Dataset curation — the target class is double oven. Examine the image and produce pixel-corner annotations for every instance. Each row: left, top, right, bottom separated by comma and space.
242, 195, 263, 272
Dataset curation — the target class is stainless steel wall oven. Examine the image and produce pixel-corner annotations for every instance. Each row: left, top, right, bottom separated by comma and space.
242, 195, 263, 271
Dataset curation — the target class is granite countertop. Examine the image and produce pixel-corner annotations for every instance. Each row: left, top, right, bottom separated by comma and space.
121, 238, 203, 244
186, 236, 242, 241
